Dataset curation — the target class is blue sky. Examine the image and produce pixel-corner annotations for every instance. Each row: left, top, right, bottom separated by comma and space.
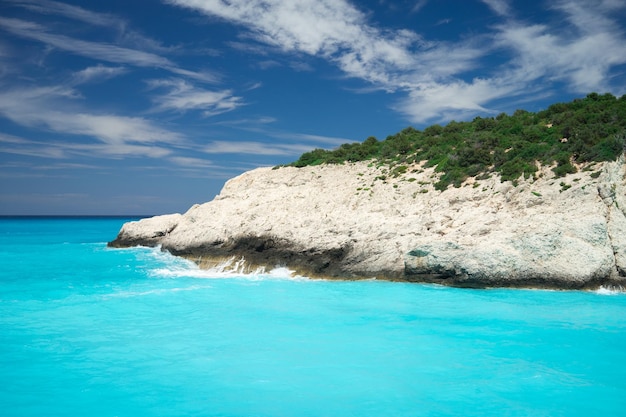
1, 0, 625, 215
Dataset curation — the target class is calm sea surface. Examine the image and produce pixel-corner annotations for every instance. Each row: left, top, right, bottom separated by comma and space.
1, 217, 625, 417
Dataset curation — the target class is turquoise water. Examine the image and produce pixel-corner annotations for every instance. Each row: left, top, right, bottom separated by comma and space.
1, 218, 625, 417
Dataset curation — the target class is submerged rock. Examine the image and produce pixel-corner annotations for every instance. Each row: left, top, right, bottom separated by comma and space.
109, 156, 626, 289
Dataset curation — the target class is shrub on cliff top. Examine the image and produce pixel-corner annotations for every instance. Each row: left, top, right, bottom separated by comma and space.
288, 93, 626, 189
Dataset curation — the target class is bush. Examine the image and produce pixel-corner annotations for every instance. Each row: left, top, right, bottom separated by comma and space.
288, 93, 626, 188
292, 148, 332, 167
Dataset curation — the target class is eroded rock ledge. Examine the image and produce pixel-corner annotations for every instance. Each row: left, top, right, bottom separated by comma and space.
109, 157, 626, 290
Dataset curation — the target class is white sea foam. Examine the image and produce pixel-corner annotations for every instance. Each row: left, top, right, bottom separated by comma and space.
594, 285, 625, 295
102, 284, 212, 299
135, 246, 304, 281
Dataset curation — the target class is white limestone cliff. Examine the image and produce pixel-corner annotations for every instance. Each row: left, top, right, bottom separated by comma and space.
109, 156, 626, 289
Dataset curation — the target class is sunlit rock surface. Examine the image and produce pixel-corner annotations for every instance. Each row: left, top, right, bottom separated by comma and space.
109, 156, 626, 289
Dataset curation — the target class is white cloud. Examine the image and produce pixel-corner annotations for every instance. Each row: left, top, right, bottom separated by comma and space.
213, 116, 277, 127
164, 0, 429, 87
166, 156, 256, 180
481, 0, 511, 16
203, 140, 314, 155
163, 0, 487, 91
71, 65, 127, 85
0, 131, 173, 160
169, 156, 215, 168
552, 0, 621, 34
86, 143, 172, 158
6, 0, 178, 54
33, 162, 100, 170
287, 132, 356, 147
6, 0, 122, 28
0, 17, 172, 67
166, 0, 626, 124
411, 0, 430, 14
0, 85, 183, 157
0, 132, 67, 158
397, 0, 626, 123
209, 115, 356, 148
492, 2, 626, 93
0, 17, 216, 83
209, 118, 355, 148
51, 113, 181, 145
4, 0, 626, 132
160, 0, 488, 121
147, 78, 244, 116
396, 78, 520, 122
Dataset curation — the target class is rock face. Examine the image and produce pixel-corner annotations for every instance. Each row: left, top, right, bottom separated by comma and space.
109, 156, 626, 289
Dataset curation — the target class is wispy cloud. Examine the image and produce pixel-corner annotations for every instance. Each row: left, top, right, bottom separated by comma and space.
0, 132, 67, 158
166, 0, 626, 124
169, 156, 215, 168
71, 65, 127, 85
481, 0, 512, 17
493, 1, 626, 92
0, 85, 183, 157
395, 0, 626, 122
209, 117, 355, 149
146, 78, 244, 116
0, 83, 312, 165
286, 132, 356, 147
0, 16, 217, 83
411, 0, 430, 14
213, 116, 277, 127
3, 0, 219, 81
5, 0, 178, 54
0, 17, 171, 67
395, 78, 516, 122
160, 0, 488, 120
0, 130, 176, 163
0, 2, 230, 162
164, 0, 430, 87
203, 140, 314, 156
6, 0, 122, 28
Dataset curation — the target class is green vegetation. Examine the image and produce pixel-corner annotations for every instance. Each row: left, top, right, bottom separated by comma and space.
560, 182, 572, 192
288, 93, 626, 190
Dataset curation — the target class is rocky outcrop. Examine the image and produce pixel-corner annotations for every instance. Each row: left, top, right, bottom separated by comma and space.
109, 156, 626, 289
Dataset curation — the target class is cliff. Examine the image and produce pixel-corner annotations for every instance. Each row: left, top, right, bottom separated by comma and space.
109, 156, 626, 289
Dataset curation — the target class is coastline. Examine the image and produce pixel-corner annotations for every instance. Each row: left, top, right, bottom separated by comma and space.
109, 156, 626, 290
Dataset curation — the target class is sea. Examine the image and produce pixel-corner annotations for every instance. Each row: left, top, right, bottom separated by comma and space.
1, 216, 625, 417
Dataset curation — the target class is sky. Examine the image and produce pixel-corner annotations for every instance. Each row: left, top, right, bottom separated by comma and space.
1, 0, 626, 215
